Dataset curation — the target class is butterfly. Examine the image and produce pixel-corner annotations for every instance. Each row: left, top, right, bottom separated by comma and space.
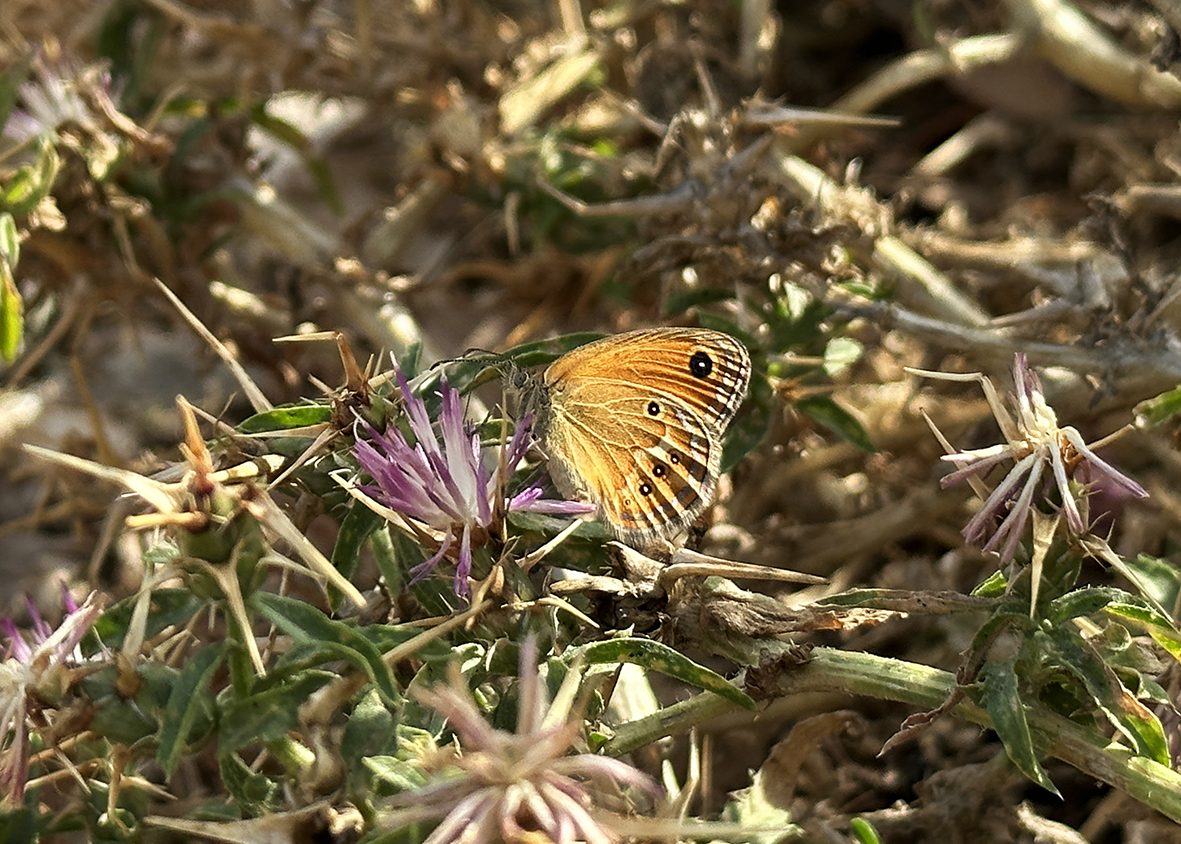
516, 327, 752, 545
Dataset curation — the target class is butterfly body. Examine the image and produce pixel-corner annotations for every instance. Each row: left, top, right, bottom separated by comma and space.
522, 328, 751, 545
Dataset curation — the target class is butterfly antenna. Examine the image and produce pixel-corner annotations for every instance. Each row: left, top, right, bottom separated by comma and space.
459, 346, 519, 377
461, 346, 498, 357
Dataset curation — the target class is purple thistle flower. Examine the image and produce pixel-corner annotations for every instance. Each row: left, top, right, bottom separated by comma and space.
377, 636, 659, 843
1, 588, 102, 806
354, 367, 592, 597
917, 354, 1147, 565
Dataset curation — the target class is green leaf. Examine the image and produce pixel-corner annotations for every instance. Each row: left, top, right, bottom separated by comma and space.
250, 104, 342, 214
764, 285, 827, 351
514, 331, 607, 366
796, 395, 874, 451
97, 0, 147, 99
0, 807, 36, 843
218, 752, 278, 816
267, 640, 346, 679
2, 138, 60, 216
434, 331, 604, 395
973, 569, 1008, 598
818, 588, 994, 614
0, 212, 19, 264
332, 501, 380, 580
506, 508, 604, 539
1124, 555, 1181, 613
777, 281, 813, 322
568, 637, 754, 709
86, 668, 162, 746
503, 510, 611, 575
839, 279, 880, 299
849, 818, 882, 844
722, 372, 771, 471
360, 623, 447, 655
720, 779, 798, 844
823, 336, 863, 377
1047, 587, 1130, 624
251, 592, 400, 704
329, 503, 381, 610
370, 525, 405, 596
236, 404, 332, 433
404, 545, 468, 618
1104, 602, 1181, 663
0, 257, 22, 363
976, 657, 1059, 795
1135, 385, 1181, 428
219, 670, 334, 751
363, 755, 430, 794
342, 689, 399, 789
1081, 540, 1173, 619
1047, 626, 1170, 764
93, 588, 205, 650
0, 212, 22, 362
157, 643, 225, 777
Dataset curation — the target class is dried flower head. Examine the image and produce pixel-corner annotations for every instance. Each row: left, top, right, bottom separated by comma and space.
354, 367, 591, 597
2, 53, 118, 146
915, 354, 1147, 564
379, 637, 658, 843
0, 589, 102, 805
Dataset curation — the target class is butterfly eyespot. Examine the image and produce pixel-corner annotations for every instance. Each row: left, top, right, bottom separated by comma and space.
669, 452, 681, 464
653, 463, 667, 477
647, 401, 660, 416
689, 350, 713, 378
639, 482, 653, 496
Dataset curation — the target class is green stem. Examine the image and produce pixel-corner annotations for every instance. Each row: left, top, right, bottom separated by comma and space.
267, 736, 316, 776
602, 646, 1181, 823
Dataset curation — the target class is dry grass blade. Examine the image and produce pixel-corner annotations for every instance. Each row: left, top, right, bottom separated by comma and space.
661, 548, 828, 587
153, 278, 272, 414
23, 444, 177, 515
242, 492, 368, 609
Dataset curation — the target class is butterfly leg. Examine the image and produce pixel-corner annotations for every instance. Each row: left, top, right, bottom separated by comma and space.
685, 519, 708, 551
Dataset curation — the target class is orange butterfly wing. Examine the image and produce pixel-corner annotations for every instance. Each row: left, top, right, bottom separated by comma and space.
538, 329, 751, 543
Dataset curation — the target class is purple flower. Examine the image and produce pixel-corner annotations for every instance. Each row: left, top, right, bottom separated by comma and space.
354, 368, 591, 597
377, 637, 659, 843
1, 589, 102, 806
916, 354, 1147, 564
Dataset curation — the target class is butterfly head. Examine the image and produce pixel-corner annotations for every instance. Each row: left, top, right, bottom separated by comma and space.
502, 361, 552, 438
